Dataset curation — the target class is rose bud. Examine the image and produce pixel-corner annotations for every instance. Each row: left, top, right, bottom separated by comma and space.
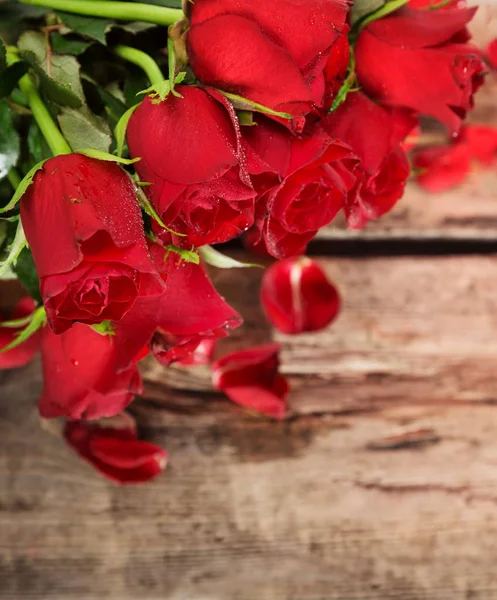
64, 418, 167, 485
242, 116, 358, 259
127, 86, 256, 248
20, 154, 164, 335
148, 242, 242, 365
0, 297, 40, 369
185, 0, 350, 129
39, 323, 143, 420
212, 343, 289, 419
323, 92, 416, 228
261, 257, 340, 334
355, 5, 485, 133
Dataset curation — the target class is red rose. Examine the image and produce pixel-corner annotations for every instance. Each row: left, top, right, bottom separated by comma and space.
127, 86, 255, 248
64, 418, 167, 484
0, 297, 40, 369
39, 323, 142, 420
212, 344, 289, 419
323, 24, 350, 110
323, 92, 416, 228
355, 5, 485, 133
147, 243, 242, 365
242, 117, 357, 259
20, 154, 164, 335
186, 0, 350, 128
261, 257, 340, 334
112, 241, 242, 369
176, 339, 217, 366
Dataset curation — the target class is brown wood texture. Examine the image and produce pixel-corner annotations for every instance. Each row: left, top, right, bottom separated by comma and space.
3, 253, 497, 599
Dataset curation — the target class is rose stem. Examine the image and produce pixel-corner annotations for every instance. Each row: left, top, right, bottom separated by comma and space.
113, 45, 164, 86
18, 0, 183, 27
6, 48, 71, 156
7, 169, 22, 190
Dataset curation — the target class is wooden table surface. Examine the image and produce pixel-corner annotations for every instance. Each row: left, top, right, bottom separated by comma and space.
3, 22, 497, 600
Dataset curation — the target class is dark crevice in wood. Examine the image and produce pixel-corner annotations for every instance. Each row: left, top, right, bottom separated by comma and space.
219, 237, 497, 258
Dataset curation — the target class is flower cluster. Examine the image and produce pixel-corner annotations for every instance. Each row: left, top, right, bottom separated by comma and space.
0, 0, 483, 483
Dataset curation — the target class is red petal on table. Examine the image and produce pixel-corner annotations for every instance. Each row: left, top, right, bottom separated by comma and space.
486, 39, 497, 69
212, 344, 289, 419
463, 125, 497, 166
413, 143, 471, 192
261, 257, 340, 334
64, 420, 167, 485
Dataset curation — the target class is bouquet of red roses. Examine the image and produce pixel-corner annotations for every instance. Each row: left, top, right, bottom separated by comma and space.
0, 0, 484, 483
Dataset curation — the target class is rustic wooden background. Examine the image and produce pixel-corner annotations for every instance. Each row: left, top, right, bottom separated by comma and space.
2, 11, 497, 600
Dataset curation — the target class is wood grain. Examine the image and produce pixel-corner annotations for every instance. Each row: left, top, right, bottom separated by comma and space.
4, 254, 497, 599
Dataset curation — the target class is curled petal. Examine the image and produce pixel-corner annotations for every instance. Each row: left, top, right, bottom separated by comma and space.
212, 344, 289, 419
261, 257, 340, 334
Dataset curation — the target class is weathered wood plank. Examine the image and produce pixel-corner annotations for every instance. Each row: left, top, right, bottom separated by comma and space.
2, 255, 497, 598
3, 359, 497, 599
144, 254, 497, 418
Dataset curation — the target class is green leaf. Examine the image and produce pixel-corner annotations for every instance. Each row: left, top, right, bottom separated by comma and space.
50, 32, 92, 56
92, 320, 116, 336
0, 62, 29, 100
350, 0, 385, 25
18, 31, 111, 151
58, 107, 112, 152
22, 50, 82, 109
216, 90, 292, 120
0, 100, 20, 181
93, 83, 128, 122
0, 158, 47, 214
114, 104, 139, 157
0, 305, 46, 354
18, 31, 83, 107
0, 219, 27, 277
0, 39, 6, 73
13, 246, 41, 303
164, 244, 200, 265
357, 0, 410, 29
77, 148, 140, 165
198, 246, 262, 269
137, 72, 185, 103
27, 120, 52, 165
56, 11, 110, 45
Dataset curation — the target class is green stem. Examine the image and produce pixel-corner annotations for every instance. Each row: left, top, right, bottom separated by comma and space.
6, 48, 71, 156
18, 73, 72, 156
7, 168, 22, 190
113, 45, 164, 86
18, 0, 183, 26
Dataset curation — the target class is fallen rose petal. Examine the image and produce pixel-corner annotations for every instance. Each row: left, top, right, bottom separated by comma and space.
64, 419, 167, 485
261, 257, 340, 334
463, 125, 497, 166
486, 38, 497, 69
413, 143, 472, 192
212, 344, 289, 419
0, 297, 40, 369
